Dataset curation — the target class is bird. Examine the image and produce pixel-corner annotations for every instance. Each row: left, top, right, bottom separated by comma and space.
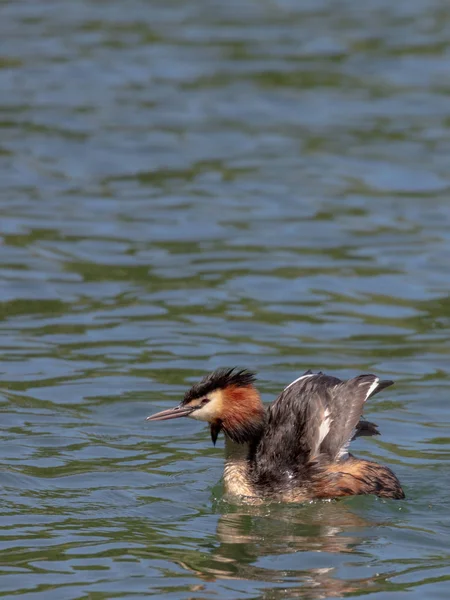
146, 368, 405, 503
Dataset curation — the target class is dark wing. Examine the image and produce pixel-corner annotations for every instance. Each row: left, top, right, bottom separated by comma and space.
319, 374, 393, 459
352, 420, 380, 440
254, 371, 393, 480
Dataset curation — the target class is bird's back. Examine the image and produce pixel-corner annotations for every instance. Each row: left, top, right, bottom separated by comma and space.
250, 371, 404, 501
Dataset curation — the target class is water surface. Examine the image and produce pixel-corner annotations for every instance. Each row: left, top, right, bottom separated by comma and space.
1, 0, 450, 598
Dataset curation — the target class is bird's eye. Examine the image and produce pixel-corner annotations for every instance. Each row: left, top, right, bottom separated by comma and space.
201, 398, 210, 405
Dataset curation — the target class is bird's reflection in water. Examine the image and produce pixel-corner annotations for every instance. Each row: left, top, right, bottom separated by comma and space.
182, 500, 383, 599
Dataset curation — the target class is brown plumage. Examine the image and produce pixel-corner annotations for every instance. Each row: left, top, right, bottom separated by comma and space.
147, 368, 405, 503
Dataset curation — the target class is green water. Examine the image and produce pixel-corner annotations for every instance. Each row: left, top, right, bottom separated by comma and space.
1, 1, 449, 598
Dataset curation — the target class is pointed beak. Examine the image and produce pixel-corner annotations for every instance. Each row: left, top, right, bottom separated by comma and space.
146, 404, 195, 422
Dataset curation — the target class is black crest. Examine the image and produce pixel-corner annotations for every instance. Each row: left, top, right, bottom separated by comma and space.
182, 368, 257, 405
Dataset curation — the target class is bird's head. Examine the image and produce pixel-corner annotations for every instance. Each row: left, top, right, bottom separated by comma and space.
147, 368, 265, 444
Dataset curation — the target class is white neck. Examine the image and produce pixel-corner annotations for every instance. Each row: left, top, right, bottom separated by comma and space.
223, 435, 254, 497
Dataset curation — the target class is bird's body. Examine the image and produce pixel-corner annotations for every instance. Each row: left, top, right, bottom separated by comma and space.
147, 368, 405, 503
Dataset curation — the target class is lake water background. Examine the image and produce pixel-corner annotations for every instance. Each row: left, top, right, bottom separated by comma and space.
1, 0, 450, 598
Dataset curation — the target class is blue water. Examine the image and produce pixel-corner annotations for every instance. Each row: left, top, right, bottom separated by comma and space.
1, 1, 449, 598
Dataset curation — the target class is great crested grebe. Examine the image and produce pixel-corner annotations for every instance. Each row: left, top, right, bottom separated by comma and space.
147, 368, 405, 502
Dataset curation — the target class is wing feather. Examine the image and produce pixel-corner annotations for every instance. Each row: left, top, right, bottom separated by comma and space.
253, 372, 394, 486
